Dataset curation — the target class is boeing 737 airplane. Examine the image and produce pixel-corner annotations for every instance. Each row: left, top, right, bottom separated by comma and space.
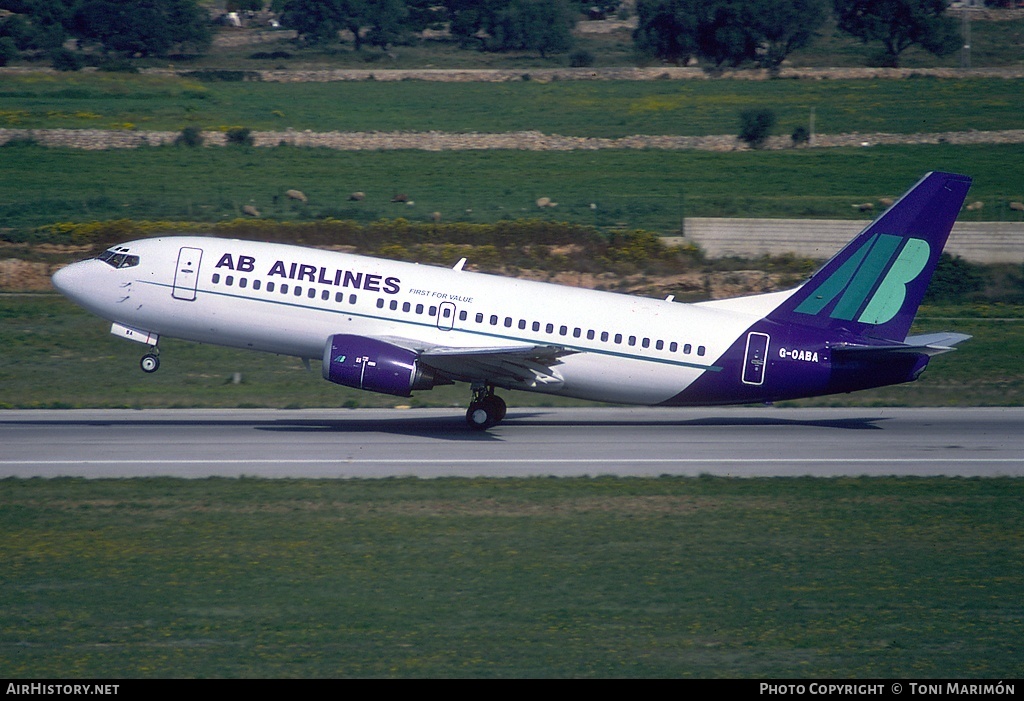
52, 171, 972, 429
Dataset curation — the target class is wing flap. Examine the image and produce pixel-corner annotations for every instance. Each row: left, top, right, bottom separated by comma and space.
418, 343, 577, 388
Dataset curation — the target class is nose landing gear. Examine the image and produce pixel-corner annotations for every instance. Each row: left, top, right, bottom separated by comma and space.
140, 346, 160, 373
466, 383, 507, 430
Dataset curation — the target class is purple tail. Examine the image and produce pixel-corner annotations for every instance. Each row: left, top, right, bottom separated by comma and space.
768, 172, 972, 342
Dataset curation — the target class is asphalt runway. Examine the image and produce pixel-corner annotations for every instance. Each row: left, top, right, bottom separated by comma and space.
1, 407, 1023, 478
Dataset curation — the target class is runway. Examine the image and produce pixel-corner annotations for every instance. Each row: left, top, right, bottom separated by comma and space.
1, 407, 1023, 478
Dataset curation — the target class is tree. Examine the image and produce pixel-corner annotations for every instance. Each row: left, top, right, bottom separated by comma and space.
485, 0, 576, 57
634, 0, 700, 65
278, 0, 368, 50
833, 0, 960, 67
72, 0, 212, 57
364, 0, 409, 50
443, 0, 575, 57
0, 0, 76, 54
752, 0, 826, 71
634, 0, 825, 70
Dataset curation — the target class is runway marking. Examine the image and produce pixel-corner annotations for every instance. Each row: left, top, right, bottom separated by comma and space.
4, 458, 1023, 465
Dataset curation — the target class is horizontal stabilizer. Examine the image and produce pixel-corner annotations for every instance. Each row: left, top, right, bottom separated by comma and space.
832, 332, 971, 358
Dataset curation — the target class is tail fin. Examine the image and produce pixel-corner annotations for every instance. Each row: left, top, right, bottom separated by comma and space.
768, 171, 972, 342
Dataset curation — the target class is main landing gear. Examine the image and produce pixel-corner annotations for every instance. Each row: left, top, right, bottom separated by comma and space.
140, 346, 160, 373
466, 383, 507, 430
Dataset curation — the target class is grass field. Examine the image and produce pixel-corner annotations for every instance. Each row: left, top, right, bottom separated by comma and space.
3, 143, 1024, 231
1, 476, 1021, 677
2, 74, 1023, 136
2, 296, 1022, 410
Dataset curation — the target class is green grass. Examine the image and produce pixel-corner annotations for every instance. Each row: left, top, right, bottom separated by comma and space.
1, 476, 1021, 677
3, 143, 1024, 231
2, 73, 1022, 136
2, 296, 1022, 410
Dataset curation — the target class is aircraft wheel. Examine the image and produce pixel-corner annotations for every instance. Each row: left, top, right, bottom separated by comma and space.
140, 354, 160, 373
466, 395, 504, 430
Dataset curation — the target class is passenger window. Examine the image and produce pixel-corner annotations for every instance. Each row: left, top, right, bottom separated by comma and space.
349, 294, 357, 304
697, 346, 706, 356
429, 306, 437, 316
684, 344, 692, 354
459, 311, 467, 321
614, 333, 622, 344
239, 278, 247, 288
476, 313, 484, 323
669, 342, 678, 352
628, 336, 636, 346
656, 340, 664, 351
403, 302, 411, 312
253, 280, 261, 291
376, 298, 385, 308
559, 325, 567, 336
586, 330, 595, 340
226, 276, 234, 286
390, 300, 398, 310
490, 315, 498, 325
336, 292, 344, 303
267, 282, 275, 292
642, 338, 650, 348
532, 322, 540, 332
504, 317, 512, 328
518, 319, 527, 330
309, 288, 317, 299
212, 273, 221, 284
546, 323, 554, 334
294, 286, 303, 296
601, 331, 609, 342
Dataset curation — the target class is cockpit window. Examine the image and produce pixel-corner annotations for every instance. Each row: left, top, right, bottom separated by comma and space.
97, 249, 140, 269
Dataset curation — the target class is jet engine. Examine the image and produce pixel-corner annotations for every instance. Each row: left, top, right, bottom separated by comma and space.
322, 334, 437, 397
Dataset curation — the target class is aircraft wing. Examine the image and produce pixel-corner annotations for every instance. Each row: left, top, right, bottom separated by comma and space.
832, 332, 971, 358
385, 338, 577, 388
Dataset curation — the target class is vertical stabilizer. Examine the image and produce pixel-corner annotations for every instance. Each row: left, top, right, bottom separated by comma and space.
768, 171, 971, 341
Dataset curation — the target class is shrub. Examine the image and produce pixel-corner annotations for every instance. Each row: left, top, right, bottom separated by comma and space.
791, 126, 810, 146
98, 58, 139, 73
0, 37, 18, 67
175, 126, 204, 148
226, 127, 254, 146
738, 109, 777, 149
569, 49, 595, 67
924, 254, 985, 303
50, 48, 84, 72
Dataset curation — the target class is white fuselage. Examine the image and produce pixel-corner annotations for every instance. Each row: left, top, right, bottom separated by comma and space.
53, 236, 778, 405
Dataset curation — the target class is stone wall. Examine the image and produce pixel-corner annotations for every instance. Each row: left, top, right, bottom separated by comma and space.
668, 219, 1024, 264
3, 127, 1024, 152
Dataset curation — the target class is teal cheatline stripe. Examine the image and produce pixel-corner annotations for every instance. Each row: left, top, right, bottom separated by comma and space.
831, 233, 902, 321
793, 235, 873, 316
859, 237, 930, 325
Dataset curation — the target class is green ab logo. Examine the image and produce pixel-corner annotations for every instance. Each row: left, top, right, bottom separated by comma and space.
795, 234, 930, 325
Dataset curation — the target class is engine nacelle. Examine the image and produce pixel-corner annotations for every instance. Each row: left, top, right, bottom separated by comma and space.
322, 334, 436, 397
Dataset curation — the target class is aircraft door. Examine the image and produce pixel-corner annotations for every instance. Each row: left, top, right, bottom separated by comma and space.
172, 247, 203, 301
436, 302, 456, 331
742, 332, 770, 386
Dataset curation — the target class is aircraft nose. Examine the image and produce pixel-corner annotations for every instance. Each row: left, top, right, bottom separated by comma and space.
51, 260, 95, 301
